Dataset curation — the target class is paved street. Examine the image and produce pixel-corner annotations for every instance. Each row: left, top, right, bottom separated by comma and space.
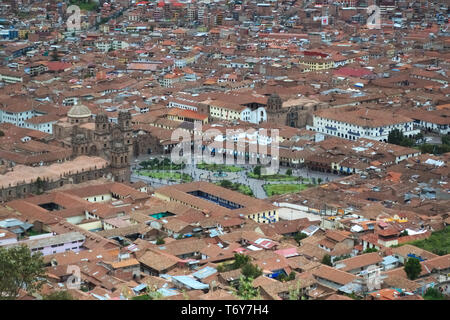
131, 154, 342, 199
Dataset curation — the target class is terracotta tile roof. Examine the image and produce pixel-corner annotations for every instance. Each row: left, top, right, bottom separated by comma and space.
325, 293, 354, 300
109, 258, 140, 269
335, 252, 383, 272
137, 250, 179, 272
312, 265, 358, 286
315, 106, 413, 128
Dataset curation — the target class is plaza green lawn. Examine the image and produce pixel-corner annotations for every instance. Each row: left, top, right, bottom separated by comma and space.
138, 170, 192, 182
196, 162, 243, 172
215, 181, 253, 196
247, 172, 299, 181
140, 158, 185, 170
263, 184, 310, 197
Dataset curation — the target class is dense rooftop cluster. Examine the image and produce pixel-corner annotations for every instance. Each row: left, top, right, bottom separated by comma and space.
0, 0, 449, 301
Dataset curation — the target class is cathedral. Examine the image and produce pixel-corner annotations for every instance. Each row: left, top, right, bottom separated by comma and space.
53, 103, 133, 183
265, 93, 329, 128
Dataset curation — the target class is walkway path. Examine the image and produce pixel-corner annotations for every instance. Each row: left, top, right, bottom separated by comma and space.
131, 154, 342, 199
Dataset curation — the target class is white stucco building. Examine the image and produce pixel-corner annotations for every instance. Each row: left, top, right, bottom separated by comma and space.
307, 106, 420, 142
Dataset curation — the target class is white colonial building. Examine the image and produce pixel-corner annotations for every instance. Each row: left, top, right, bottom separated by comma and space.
307, 106, 420, 142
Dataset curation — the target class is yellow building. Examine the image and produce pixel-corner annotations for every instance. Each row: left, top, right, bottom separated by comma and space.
299, 57, 335, 72
18, 29, 29, 39
208, 101, 247, 121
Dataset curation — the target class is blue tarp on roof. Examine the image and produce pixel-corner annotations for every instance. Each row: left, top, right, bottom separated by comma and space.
407, 253, 425, 262
192, 266, 217, 280
172, 275, 209, 290
382, 255, 399, 266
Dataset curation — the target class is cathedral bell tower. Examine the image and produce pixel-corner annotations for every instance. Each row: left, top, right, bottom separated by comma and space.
109, 127, 131, 183
118, 111, 133, 160
267, 93, 282, 113
94, 112, 110, 157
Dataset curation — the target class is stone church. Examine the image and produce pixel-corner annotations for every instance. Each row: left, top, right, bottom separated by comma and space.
265, 93, 329, 128
53, 103, 133, 183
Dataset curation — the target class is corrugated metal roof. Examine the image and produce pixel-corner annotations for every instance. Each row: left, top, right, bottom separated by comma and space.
382, 255, 399, 265
132, 283, 147, 292
192, 266, 217, 279
157, 288, 179, 297
172, 275, 209, 290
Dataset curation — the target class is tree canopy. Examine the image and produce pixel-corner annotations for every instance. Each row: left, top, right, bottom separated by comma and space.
404, 257, 422, 280
388, 129, 414, 147
0, 245, 46, 300
423, 287, 445, 300
43, 290, 75, 300
294, 232, 307, 245
321, 254, 332, 266
235, 276, 260, 300
241, 263, 262, 279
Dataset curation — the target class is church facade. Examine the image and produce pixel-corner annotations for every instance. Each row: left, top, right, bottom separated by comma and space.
53, 103, 133, 183
265, 93, 329, 128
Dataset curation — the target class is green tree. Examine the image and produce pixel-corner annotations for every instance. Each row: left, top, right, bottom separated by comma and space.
363, 247, 379, 253
415, 132, 424, 142
388, 129, 414, 147
0, 245, 46, 300
233, 253, 250, 269
423, 287, 445, 300
288, 280, 303, 300
442, 135, 450, 146
241, 263, 262, 279
235, 276, 260, 300
420, 144, 435, 154
253, 165, 261, 178
0, 130, 4, 136
399, 230, 409, 237
388, 129, 405, 145
346, 292, 361, 300
404, 257, 422, 280
43, 290, 75, 300
286, 168, 292, 176
278, 271, 296, 282
156, 237, 165, 245
294, 232, 307, 245
220, 180, 233, 189
317, 178, 322, 184
145, 284, 163, 300
432, 248, 447, 256
321, 254, 332, 266
333, 254, 352, 262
